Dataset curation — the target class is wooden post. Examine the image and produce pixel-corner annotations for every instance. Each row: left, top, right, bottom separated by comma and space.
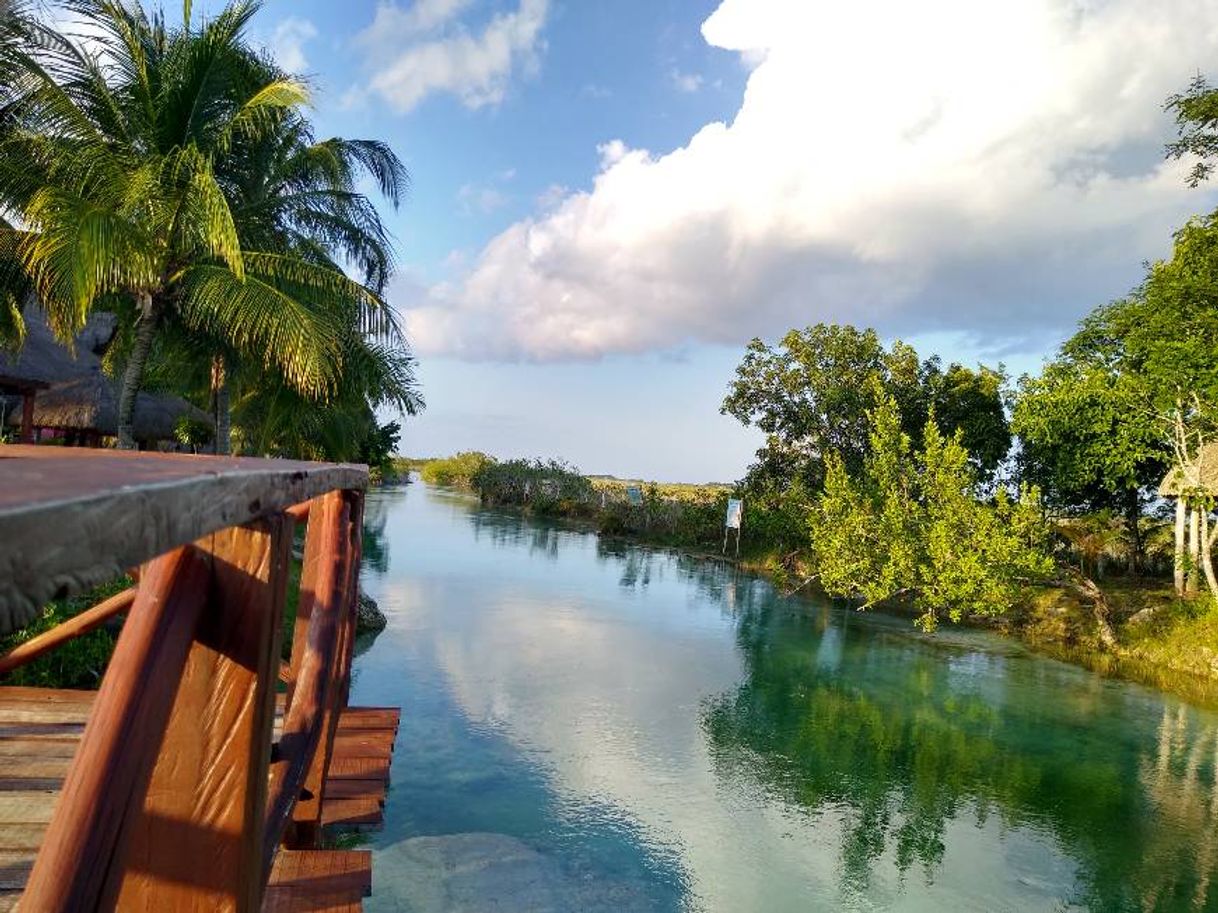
20, 547, 212, 912
264, 490, 351, 863
19, 391, 34, 444
286, 491, 359, 849
113, 516, 290, 912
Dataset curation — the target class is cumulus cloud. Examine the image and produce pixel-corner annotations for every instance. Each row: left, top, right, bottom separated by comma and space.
401, 0, 1218, 361
355, 0, 549, 113
269, 17, 318, 73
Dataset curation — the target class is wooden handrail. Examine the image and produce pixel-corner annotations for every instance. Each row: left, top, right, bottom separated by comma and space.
0, 448, 370, 911
0, 587, 136, 677
262, 490, 351, 874
21, 547, 212, 910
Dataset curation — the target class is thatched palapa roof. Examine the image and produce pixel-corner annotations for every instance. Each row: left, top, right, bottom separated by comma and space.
1159, 443, 1218, 497
0, 308, 211, 443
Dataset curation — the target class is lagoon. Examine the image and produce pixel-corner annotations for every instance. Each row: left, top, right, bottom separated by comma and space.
352, 482, 1218, 912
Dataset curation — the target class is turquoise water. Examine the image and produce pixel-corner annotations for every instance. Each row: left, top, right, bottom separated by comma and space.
352, 483, 1218, 912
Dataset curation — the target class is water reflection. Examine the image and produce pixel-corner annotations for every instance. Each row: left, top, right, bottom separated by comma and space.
702, 580, 1218, 911
357, 486, 1218, 913
468, 508, 566, 561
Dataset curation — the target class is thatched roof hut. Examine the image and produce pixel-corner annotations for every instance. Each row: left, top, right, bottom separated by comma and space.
1159, 443, 1218, 497
0, 308, 211, 446
0, 308, 114, 387
10, 370, 212, 444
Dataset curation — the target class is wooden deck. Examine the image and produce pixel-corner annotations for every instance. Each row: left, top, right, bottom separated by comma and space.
0, 446, 396, 911
0, 688, 399, 911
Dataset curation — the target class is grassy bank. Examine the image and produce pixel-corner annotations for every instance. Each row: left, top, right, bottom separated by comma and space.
451, 458, 1218, 705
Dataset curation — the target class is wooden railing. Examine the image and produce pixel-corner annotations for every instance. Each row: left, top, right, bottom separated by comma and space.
0, 446, 369, 912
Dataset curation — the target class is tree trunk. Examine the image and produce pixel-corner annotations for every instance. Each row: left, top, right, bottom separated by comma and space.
211, 355, 231, 456
1201, 511, 1218, 600
1124, 487, 1142, 576
1175, 499, 1187, 595
117, 294, 158, 451
1189, 506, 1202, 595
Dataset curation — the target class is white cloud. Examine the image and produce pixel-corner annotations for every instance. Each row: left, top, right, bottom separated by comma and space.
269, 16, 318, 73
671, 69, 704, 93
400, 0, 1218, 362
356, 0, 549, 113
359, 0, 474, 43
457, 182, 509, 214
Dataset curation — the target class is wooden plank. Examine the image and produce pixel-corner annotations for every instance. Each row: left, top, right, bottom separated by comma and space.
268, 850, 371, 895
0, 791, 59, 825
321, 780, 386, 805
0, 687, 96, 705
115, 517, 290, 913
336, 709, 400, 731
0, 849, 35, 890
261, 888, 362, 913
0, 445, 367, 634
0, 704, 92, 724
325, 758, 390, 782
330, 734, 395, 759
20, 545, 212, 912
0, 722, 85, 738
0, 890, 20, 912
0, 737, 83, 759
320, 799, 382, 831
0, 824, 46, 851
0, 759, 72, 782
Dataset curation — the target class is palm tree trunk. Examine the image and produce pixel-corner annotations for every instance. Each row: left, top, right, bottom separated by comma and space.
211, 355, 231, 455
117, 294, 158, 450
1175, 499, 1187, 595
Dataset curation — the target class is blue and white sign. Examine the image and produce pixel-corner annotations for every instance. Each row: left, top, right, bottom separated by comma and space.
626, 485, 644, 506
725, 498, 743, 530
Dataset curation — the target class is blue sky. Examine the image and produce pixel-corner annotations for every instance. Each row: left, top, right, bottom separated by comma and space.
243, 0, 1218, 481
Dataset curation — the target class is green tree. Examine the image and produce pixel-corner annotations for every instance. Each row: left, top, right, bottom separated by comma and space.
1011, 315, 1166, 569
0, 0, 398, 448
1166, 74, 1218, 187
812, 392, 1051, 629
722, 324, 1011, 492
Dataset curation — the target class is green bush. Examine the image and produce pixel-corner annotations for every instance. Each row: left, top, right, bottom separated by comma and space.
472, 458, 594, 510
0, 576, 133, 689
419, 451, 496, 488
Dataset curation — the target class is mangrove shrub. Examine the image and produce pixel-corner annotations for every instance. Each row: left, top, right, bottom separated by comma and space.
811, 393, 1052, 630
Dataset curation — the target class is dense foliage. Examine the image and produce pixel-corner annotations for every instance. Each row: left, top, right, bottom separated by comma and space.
0, 0, 421, 459
811, 393, 1052, 629
722, 325, 1011, 492
419, 451, 497, 488
471, 458, 595, 510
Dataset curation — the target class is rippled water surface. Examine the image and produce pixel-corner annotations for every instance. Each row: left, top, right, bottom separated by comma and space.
352, 483, 1218, 913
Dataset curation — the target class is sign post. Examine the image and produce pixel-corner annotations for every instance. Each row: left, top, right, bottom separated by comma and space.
723, 498, 743, 557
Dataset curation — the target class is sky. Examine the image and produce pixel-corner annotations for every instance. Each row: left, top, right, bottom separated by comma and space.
240, 0, 1218, 481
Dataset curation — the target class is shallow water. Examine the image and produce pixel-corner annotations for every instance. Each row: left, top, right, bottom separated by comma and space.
352, 483, 1218, 913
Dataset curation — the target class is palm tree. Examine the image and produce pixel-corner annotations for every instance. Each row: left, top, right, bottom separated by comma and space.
212, 94, 411, 453
0, 0, 399, 449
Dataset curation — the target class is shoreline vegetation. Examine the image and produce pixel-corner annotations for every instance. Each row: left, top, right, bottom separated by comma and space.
402, 452, 1218, 707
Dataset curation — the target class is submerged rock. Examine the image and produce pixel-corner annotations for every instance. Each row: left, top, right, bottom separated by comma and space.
371, 832, 654, 913
356, 589, 388, 634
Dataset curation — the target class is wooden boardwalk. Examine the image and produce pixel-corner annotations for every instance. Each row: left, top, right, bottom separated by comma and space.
0, 446, 396, 911
0, 688, 399, 911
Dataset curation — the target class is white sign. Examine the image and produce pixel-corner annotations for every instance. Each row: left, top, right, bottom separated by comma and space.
725, 498, 743, 530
